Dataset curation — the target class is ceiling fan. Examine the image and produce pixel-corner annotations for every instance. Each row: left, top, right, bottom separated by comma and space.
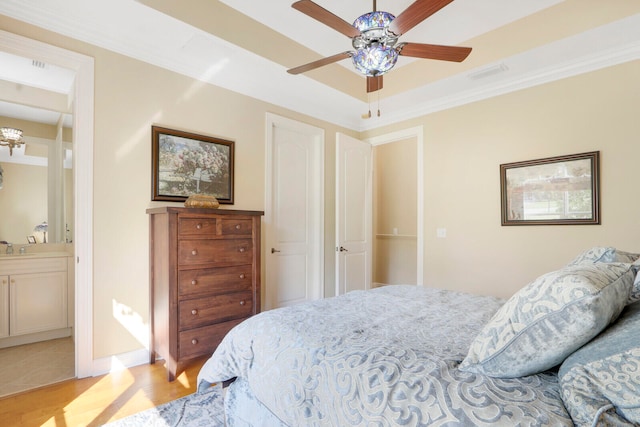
287, 0, 472, 93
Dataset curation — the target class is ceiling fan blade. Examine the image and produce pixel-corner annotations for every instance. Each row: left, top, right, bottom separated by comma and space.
287, 51, 353, 75
366, 75, 383, 93
388, 0, 454, 36
398, 42, 472, 62
292, 0, 361, 38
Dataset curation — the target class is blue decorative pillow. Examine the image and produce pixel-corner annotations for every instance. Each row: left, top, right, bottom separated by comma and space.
460, 263, 634, 378
558, 301, 640, 426
566, 247, 616, 266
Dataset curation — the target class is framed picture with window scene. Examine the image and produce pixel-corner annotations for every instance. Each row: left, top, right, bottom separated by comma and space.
500, 151, 600, 226
151, 126, 234, 204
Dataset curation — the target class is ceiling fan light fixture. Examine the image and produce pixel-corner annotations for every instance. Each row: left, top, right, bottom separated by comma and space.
352, 44, 398, 77
351, 10, 399, 76
353, 11, 395, 34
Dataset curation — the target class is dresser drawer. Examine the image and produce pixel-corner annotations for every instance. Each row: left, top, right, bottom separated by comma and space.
178, 239, 252, 266
179, 290, 253, 331
178, 265, 252, 298
178, 217, 217, 237
220, 218, 253, 236
178, 318, 244, 360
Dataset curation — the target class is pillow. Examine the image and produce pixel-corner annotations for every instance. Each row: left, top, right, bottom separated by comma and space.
630, 261, 640, 303
614, 250, 640, 264
566, 246, 616, 266
558, 300, 640, 427
459, 262, 634, 378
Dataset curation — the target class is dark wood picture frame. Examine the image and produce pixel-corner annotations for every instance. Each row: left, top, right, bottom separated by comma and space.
151, 126, 234, 204
500, 151, 600, 226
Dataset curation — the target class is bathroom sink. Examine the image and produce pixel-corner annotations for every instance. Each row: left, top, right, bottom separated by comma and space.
0, 253, 39, 258
0, 251, 71, 259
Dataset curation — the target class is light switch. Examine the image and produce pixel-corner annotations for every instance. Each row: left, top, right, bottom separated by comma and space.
436, 228, 447, 238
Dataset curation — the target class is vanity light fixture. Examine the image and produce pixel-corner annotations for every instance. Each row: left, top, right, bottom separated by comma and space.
0, 127, 25, 156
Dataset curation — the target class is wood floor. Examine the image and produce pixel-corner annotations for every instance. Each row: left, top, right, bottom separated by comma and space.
0, 356, 208, 427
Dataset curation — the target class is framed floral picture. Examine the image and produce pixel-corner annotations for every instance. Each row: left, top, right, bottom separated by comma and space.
151, 126, 234, 204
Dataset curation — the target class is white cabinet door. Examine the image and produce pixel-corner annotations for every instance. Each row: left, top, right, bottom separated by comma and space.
10, 271, 67, 336
0, 276, 8, 338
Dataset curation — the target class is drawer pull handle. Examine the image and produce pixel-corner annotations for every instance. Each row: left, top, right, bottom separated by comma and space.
239, 300, 246, 306
191, 250, 198, 256
239, 274, 245, 279
191, 339, 198, 345
196, 223, 202, 230
191, 309, 198, 315
238, 247, 245, 253
191, 279, 197, 285
235, 224, 241, 230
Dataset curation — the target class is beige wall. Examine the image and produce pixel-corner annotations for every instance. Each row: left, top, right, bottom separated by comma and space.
365, 60, 640, 298
90, 50, 360, 358
2, 17, 638, 361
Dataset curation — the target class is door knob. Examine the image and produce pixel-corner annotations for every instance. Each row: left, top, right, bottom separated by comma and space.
339, 246, 348, 252
271, 248, 281, 253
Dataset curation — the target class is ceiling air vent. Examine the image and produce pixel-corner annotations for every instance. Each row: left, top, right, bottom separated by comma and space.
32, 59, 46, 69
468, 63, 508, 80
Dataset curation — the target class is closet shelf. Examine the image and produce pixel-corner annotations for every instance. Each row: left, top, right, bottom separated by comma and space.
375, 234, 417, 239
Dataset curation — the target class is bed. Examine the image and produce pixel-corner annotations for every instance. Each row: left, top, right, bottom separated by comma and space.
197, 247, 640, 426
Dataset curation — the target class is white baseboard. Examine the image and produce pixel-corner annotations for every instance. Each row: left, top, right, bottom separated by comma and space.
90, 348, 150, 377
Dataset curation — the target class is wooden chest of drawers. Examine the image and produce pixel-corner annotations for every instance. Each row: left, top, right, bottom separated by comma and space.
147, 207, 263, 380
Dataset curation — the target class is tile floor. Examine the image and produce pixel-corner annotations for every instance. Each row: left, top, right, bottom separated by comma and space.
0, 337, 75, 398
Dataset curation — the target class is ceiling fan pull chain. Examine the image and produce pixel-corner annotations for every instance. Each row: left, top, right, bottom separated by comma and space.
361, 93, 372, 119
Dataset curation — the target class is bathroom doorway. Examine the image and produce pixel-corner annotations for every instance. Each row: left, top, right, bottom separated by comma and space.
0, 29, 94, 395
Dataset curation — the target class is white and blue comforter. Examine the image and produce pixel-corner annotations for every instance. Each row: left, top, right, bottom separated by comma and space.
197, 285, 572, 426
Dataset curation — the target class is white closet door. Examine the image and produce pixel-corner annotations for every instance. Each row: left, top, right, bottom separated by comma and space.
265, 114, 324, 309
335, 132, 372, 295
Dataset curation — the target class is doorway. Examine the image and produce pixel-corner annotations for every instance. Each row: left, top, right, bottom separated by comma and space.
0, 30, 94, 390
372, 138, 418, 286
367, 126, 424, 287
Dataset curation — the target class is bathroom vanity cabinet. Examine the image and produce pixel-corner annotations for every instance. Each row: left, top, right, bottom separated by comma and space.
0, 255, 71, 347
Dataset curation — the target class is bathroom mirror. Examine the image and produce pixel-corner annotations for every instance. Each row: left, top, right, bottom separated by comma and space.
0, 50, 75, 246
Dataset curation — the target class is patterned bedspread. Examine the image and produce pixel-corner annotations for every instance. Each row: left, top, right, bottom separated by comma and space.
197, 285, 572, 426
